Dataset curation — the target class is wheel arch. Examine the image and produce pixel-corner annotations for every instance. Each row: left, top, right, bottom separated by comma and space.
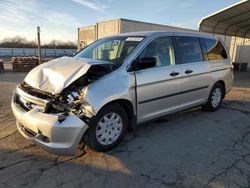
215, 80, 226, 98
97, 99, 136, 131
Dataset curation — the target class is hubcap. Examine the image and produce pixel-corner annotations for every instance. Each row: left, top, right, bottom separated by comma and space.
96, 113, 123, 145
211, 87, 222, 108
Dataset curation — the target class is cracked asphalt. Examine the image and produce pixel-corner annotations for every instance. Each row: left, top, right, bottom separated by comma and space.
0, 72, 250, 188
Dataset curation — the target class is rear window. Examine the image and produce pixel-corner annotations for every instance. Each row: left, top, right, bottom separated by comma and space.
174, 36, 203, 64
201, 38, 228, 61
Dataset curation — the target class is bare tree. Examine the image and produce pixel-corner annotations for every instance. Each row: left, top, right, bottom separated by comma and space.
0, 36, 76, 49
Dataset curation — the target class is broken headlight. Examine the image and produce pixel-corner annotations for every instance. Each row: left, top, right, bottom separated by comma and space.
47, 87, 95, 119
60, 87, 95, 118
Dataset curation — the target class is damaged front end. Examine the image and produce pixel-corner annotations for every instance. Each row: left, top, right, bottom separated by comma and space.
11, 58, 116, 155
18, 63, 114, 121
44, 83, 94, 121
17, 81, 94, 124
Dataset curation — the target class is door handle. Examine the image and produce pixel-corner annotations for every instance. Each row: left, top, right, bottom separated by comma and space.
170, 71, 180, 77
185, 69, 193, 74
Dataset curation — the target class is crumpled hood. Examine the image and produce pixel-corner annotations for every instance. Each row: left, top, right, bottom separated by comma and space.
24, 57, 109, 94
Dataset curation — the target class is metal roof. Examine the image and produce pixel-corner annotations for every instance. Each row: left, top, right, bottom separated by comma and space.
199, 0, 250, 38
113, 31, 217, 39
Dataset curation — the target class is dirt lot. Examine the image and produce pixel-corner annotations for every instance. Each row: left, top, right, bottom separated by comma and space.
0, 72, 250, 188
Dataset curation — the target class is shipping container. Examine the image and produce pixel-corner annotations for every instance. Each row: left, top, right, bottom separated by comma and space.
77, 18, 199, 50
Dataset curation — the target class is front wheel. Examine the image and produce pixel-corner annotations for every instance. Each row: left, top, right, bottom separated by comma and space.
83, 104, 128, 152
202, 82, 224, 111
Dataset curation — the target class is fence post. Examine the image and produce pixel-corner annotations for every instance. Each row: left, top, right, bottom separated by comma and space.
23, 48, 25, 56
11, 49, 13, 57
37, 26, 42, 64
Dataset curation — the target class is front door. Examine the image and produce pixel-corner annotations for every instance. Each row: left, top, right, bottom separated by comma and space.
133, 36, 182, 123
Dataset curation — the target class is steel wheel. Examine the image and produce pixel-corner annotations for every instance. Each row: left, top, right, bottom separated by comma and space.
96, 112, 123, 145
83, 103, 128, 152
202, 82, 224, 111
211, 87, 222, 108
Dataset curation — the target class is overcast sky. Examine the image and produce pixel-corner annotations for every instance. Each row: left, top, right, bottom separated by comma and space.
0, 0, 240, 43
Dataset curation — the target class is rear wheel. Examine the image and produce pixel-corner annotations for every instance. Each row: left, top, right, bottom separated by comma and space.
83, 104, 128, 152
202, 82, 224, 111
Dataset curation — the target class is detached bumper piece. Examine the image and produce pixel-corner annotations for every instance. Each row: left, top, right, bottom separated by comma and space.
11, 87, 89, 155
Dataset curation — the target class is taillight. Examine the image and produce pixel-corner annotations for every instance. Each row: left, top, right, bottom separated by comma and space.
230, 65, 234, 72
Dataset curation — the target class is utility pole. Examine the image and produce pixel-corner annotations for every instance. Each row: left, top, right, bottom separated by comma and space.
37, 26, 42, 64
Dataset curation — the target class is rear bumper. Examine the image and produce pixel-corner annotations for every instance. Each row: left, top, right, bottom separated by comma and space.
11, 92, 89, 156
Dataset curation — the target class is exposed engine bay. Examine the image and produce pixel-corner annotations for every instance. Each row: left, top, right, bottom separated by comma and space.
19, 63, 115, 121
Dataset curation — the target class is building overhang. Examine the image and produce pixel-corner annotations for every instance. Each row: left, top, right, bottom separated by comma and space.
199, 0, 250, 38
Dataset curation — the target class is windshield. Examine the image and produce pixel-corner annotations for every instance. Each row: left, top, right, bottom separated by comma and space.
75, 36, 144, 64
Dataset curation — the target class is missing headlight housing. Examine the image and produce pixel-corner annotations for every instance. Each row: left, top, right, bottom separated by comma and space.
47, 87, 95, 119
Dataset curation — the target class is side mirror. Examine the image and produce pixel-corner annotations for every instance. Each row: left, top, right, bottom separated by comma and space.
131, 57, 156, 71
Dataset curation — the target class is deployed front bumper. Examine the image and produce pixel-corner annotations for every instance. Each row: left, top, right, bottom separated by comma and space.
11, 88, 89, 155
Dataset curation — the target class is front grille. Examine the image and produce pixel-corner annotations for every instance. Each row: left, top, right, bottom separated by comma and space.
15, 94, 31, 111
14, 86, 49, 112
20, 82, 53, 100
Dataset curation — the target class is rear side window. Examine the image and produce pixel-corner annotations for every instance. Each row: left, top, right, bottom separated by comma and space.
174, 36, 203, 64
201, 38, 228, 61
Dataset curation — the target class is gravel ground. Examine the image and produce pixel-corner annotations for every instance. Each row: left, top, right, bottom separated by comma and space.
0, 72, 250, 188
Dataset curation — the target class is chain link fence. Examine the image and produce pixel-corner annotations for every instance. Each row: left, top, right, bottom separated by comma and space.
0, 48, 77, 58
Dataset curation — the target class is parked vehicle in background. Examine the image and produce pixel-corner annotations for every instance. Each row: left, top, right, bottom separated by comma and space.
11, 31, 234, 155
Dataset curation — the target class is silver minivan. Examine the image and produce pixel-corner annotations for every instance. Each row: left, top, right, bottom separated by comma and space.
11, 31, 234, 155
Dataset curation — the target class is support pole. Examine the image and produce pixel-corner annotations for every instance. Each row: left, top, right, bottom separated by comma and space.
232, 36, 237, 62
37, 26, 42, 64
239, 37, 246, 71
241, 37, 246, 63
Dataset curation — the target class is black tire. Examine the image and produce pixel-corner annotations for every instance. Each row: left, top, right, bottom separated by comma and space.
202, 82, 224, 111
83, 103, 128, 152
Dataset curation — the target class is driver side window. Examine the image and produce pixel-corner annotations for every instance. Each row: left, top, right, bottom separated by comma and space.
138, 36, 175, 68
